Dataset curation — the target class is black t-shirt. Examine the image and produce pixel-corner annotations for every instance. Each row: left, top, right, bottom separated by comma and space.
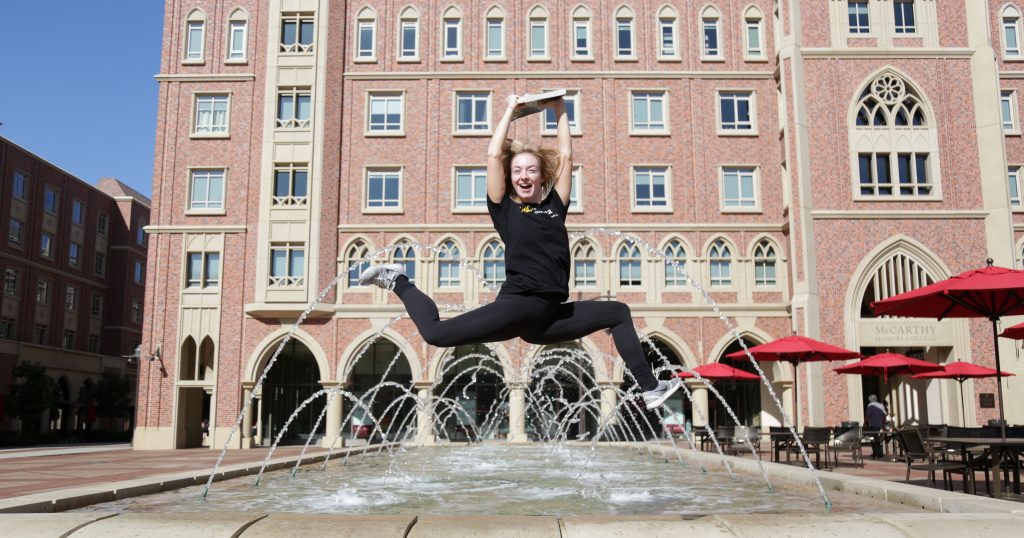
487, 190, 570, 300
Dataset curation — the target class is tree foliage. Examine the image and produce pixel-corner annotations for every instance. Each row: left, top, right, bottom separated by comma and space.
86, 373, 135, 420
6, 362, 57, 424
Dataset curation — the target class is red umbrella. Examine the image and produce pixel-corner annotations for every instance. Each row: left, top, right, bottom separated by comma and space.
676, 363, 761, 381
833, 352, 943, 382
911, 361, 1015, 426
998, 321, 1024, 340
872, 260, 1024, 438
725, 335, 860, 430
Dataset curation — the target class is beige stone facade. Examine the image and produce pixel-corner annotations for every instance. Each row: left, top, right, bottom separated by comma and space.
137, 0, 1023, 450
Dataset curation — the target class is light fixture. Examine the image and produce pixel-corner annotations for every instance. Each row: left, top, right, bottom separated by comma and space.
148, 345, 161, 362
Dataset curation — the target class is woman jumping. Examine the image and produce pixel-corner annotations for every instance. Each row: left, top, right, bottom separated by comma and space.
359, 94, 681, 410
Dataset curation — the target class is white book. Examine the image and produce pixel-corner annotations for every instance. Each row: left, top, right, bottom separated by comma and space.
511, 89, 567, 120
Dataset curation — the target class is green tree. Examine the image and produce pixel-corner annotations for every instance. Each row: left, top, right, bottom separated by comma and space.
6, 362, 57, 430
92, 373, 134, 421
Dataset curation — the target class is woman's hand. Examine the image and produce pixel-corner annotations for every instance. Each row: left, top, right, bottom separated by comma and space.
506, 94, 519, 112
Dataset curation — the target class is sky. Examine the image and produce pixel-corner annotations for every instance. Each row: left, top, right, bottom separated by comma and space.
0, 1, 165, 198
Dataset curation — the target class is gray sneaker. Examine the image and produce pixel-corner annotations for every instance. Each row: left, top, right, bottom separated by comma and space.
643, 379, 682, 410
358, 263, 406, 290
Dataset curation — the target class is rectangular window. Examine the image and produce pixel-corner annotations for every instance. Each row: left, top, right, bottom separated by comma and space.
443, 18, 461, 58
36, 279, 49, 305
97, 213, 109, 236
65, 286, 77, 312
542, 90, 579, 134
272, 164, 308, 206
574, 258, 596, 287
485, 18, 505, 58
62, 330, 75, 349
33, 324, 47, 345
455, 91, 490, 132
194, 94, 229, 134
616, 18, 634, 57
659, 18, 677, 57
12, 170, 27, 200
1011, 166, 1023, 208
746, 19, 763, 58
136, 222, 146, 246
69, 242, 82, 267
366, 168, 401, 209
858, 152, 932, 197
189, 169, 225, 211
0, 319, 14, 340
134, 260, 144, 284
633, 166, 669, 208
572, 19, 591, 58
88, 334, 100, 353
893, 0, 916, 34
454, 167, 488, 209
40, 233, 53, 258
619, 257, 642, 286
186, 252, 220, 288
848, 1, 870, 34
357, 20, 375, 59
280, 13, 315, 53
276, 88, 311, 129
367, 93, 403, 133
131, 301, 143, 324
569, 166, 582, 210
8, 218, 22, 246
1005, 17, 1021, 57
269, 243, 305, 288
630, 91, 667, 132
529, 18, 548, 59
94, 252, 106, 276
91, 294, 103, 317
44, 187, 58, 214
719, 91, 754, 132
4, 269, 18, 297
1002, 90, 1018, 132
72, 200, 85, 226
400, 19, 418, 59
438, 245, 461, 288
228, 20, 247, 60
186, 20, 204, 60
703, 18, 720, 57
722, 167, 757, 208
710, 260, 732, 287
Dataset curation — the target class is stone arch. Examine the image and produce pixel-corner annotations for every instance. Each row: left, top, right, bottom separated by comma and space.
442, 5, 462, 18
186, 7, 206, 21
743, 4, 763, 19
356, 6, 377, 20
197, 336, 216, 381
700, 4, 721, 19
485, 4, 505, 18
615, 5, 635, 19
612, 328, 695, 383
428, 342, 514, 383
228, 7, 247, 20
527, 4, 549, 18
337, 327, 421, 383
571, 4, 591, 18
179, 336, 197, 381
244, 327, 331, 383
844, 235, 951, 325
525, 339, 607, 383
847, 66, 937, 128
745, 234, 783, 258
399, 5, 419, 18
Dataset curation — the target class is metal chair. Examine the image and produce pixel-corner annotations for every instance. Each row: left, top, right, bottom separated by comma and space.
896, 428, 967, 491
830, 426, 864, 468
788, 426, 832, 469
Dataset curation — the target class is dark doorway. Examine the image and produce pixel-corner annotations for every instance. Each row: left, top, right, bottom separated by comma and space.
260, 340, 323, 446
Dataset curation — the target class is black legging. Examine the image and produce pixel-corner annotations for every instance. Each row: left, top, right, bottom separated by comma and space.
394, 279, 659, 391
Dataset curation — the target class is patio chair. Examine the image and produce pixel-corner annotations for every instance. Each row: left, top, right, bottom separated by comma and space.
770, 426, 792, 462
714, 425, 734, 453
830, 426, 864, 468
788, 426, 832, 469
896, 428, 967, 491
726, 426, 760, 456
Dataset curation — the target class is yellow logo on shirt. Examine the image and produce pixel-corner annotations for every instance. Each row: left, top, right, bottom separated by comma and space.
521, 206, 535, 214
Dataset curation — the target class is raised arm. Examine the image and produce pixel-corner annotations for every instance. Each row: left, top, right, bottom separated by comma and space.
487, 94, 518, 204
548, 98, 574, 207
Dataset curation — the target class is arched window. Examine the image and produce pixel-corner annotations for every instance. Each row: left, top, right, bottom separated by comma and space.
355, 7, 377, 61
663, 239, 687, 287
657, 6, 679, 59
198, 337, 215, 381
700, 6, 722, 59
482, 240, 506, 287
441, 6, 463, 60
184, 9, 206, 63
618, 243, 642, 286
392, 242, 416, 283
572, 241, 597, 288
708, 239, 732, 287
850, 71, 938, 199
1004, 6, 1023, 58
484, 5, 506, 60
345, 240, 371, 288
743, 5, 763, 59
571, 5, 592, 59
615, 6, 636, 59
398, 6, 420, 60
437, 239, 461, 288
859, 251, 936, 317
752, 239, 777, 287
227, 8, 248, 62
180, 336, 197, 381
528, 5, 549, 60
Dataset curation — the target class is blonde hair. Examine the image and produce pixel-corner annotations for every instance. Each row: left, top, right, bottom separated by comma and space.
501, 139, 560, 203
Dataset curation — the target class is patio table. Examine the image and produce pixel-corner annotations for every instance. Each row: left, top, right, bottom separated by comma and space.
926, 436, 1024, 499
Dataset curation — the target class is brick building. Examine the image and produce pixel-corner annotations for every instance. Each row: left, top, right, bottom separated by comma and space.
136, 0, 1023, 450
0, 136, 150, 436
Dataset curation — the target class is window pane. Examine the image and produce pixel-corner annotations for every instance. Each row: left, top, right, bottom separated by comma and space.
274, 171, 289, 197
282, 21, 296, 44
294, 171, 308, 197
278, 94, 293, 119
297, 95, 311, 119
915, 154, 928, 184
531, 23, 545, 55
205, 253, 220, 285
290, 250, 305, 276
188, 253, 202, 287
299, 21, 315, 44
271, 250, 286, 276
